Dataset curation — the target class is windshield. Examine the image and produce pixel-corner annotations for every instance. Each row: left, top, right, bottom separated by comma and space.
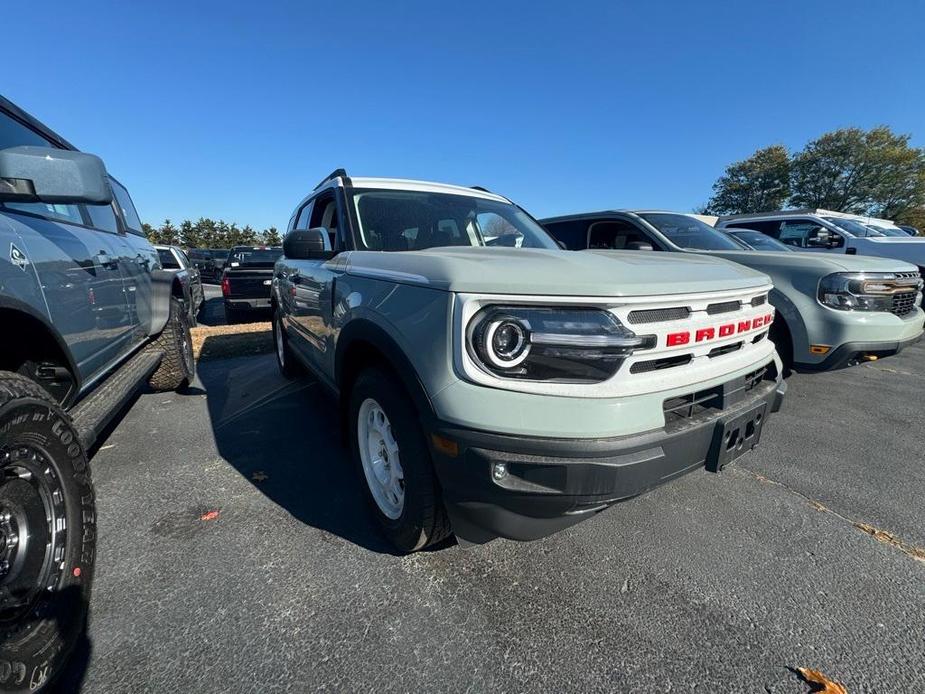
228, 248, 282, 266
639, 213, 742, 251
348, 189, 557, 252
727, 230, 794, 252
823, 217, 883, 238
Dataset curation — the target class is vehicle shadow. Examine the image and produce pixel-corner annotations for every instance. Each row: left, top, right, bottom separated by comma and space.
198, 295, 271, 328
197, 351, 400, 555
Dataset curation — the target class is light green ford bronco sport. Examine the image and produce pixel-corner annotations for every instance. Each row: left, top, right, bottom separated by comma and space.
272, 171, 786, 552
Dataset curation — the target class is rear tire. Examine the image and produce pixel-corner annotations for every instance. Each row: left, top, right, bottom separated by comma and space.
348, 368, 450, 552
147, 297, 195, 392
0, 371, 95, 693
273, 309, 301, 379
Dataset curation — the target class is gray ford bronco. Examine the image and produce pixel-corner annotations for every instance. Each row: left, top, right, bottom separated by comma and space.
0, 96, 195, 691
273, 171, 787, 552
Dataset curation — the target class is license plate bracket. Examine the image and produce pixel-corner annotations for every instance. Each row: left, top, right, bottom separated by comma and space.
706, 403, 768, 472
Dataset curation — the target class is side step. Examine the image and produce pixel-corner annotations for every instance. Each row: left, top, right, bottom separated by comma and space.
71, 349, 163, 450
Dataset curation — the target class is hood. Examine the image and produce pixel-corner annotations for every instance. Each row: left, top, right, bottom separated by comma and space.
345, 247, 770, 296
705, 250, 920, 275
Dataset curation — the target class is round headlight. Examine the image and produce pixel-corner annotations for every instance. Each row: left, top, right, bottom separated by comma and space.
478, 315, 531, 368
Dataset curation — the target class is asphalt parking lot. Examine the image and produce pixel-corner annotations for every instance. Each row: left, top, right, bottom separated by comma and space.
63, 288, 925, 692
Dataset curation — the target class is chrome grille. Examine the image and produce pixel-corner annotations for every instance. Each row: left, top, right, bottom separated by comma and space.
627, 307, 690, 324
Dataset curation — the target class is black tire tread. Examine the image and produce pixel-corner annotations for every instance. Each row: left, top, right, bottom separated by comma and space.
351, 368, 451, 552
146, 297, 194, 392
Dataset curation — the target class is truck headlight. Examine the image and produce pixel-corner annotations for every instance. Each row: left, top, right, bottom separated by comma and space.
818, 272, 923, 312
467, 306, 653, 382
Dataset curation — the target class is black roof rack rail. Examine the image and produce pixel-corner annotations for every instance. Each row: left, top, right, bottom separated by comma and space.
314, 168, 350, 190
470, 185, 492, 193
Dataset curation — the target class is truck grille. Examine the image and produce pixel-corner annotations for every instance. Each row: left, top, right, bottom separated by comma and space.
892, 292, 918, 317
706, 300, 740, 315
627, 307, 690, 324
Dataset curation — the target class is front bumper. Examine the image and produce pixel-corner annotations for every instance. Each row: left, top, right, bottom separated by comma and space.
431, 367, 786, 544
797, 331, 922, 371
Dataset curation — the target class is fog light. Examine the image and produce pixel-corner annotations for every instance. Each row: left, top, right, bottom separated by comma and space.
492, 462, 508, 481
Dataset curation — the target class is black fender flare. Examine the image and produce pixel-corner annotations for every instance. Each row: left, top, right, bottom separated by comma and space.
148, 269, 192, 336
334, 319, 437, 428
0, 295, 82, 401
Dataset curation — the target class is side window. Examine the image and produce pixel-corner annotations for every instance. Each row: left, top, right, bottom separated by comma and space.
3, 201, 84, 225
543, 220, 588, 250
477, 212, 523, 247
294, 201, 314, 230
725, 220, 781, 237
587, 220, 652, 250
779, 220, 828, 248
175, 249, 192, 268
85, 202, 119, 233
157, 248, 180, 269
0, 110, 86, 225
308, 195, 341, 250
110, 178, 144, 234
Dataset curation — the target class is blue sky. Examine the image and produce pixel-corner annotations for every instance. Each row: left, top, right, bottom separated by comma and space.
5, 1, 924, 230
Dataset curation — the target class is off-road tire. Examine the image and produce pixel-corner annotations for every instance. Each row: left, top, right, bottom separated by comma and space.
273, 308, 302, 379
146, 297, 195, 392
348, 368, 451, 552
0, 371, 95, 693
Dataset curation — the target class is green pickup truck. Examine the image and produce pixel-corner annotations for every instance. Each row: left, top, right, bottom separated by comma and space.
542, 211, 924, 370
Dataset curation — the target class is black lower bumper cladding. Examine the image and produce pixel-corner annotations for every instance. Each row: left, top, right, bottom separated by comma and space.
432, 365, 786, 544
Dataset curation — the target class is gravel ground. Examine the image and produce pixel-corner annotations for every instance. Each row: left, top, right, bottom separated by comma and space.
59, 337, 925, 693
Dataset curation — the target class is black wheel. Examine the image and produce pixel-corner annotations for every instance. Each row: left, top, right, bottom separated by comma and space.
769, 316, 794, 372
348, 368, 451, 552
146, 297, 195, 392
0, 371, 95, 693
273, 309, 301, 379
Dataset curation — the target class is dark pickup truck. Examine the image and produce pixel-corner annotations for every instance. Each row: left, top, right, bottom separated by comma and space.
221, 246, 282, 323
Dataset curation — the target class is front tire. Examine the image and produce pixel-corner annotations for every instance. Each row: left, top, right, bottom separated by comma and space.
147, 296, 195, 392
0, 371, 95, 693
348, 368, 450, 552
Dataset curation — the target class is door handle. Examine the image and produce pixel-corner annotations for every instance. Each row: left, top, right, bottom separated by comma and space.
96, 251, 117, 269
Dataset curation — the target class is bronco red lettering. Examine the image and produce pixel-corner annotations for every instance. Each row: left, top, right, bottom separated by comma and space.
718, 324, 735, 337
695, 328, 715, 342
738, 320, 751, 332
666, 332, 690, 347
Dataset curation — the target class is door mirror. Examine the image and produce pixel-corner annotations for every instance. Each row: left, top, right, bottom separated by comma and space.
284, 227, 334, 260
805, 227, 831, 248
0, 146, 112, 204
626, 241, 654, 251
827, 233, 844, 249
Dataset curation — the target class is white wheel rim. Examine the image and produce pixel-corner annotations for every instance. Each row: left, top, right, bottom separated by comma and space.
357, 398, 404, 519
275, 317, 285, 367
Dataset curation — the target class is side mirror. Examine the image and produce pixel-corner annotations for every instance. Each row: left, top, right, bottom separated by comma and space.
284, 227, 334, 260
0, 146, 112, 204
626, 241, 654, 251
805, 228, 830, 248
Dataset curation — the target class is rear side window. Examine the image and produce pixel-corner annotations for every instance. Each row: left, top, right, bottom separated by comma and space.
158, 248, 180, 269
85, 202, 119, 232
110, 178, 143, 234
543, 220, 589, 250
294, 201, 314, 230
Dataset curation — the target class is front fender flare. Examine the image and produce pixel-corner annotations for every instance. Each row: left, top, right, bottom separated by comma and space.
148, 269, 192, 336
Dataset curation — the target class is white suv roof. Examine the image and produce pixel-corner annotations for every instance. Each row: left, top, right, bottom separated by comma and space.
328, 175, 510, 203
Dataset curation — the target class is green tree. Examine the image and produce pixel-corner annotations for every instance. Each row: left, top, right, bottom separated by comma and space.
262, 226, 282, 245
789, 126, 925, 218
705, 145, 791, 215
